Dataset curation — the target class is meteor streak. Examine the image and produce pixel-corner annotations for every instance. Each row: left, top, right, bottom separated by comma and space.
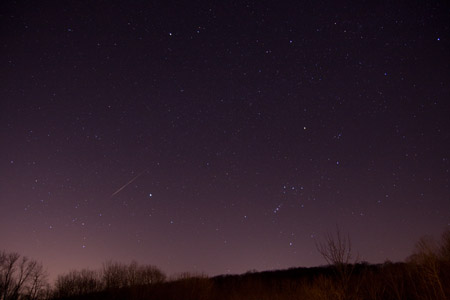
111, 169, 147, 197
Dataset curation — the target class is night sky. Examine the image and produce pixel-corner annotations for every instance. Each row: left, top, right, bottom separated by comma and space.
1, 1, 449, 282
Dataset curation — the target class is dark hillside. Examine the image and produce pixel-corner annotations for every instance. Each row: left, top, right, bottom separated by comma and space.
50, 261, 450, 300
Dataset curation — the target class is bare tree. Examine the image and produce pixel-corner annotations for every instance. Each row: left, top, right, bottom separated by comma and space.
25, 263, 49, 300
0, 252, 20, 300
315, 227, 359, 300
54, 269, 102, 298
316, 227, 354, 267
138, 264, 165, 285
0, 250, 48, 300
408, 235, 447, 300
102, 260, 127, 289
102, 260, 165, 290
439, 230, 450, 262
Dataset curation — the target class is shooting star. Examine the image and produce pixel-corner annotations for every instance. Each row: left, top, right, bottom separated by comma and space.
111, 169, 147, 197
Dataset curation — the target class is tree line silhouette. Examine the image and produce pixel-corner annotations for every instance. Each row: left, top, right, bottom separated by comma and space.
1, 229, 449, 300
